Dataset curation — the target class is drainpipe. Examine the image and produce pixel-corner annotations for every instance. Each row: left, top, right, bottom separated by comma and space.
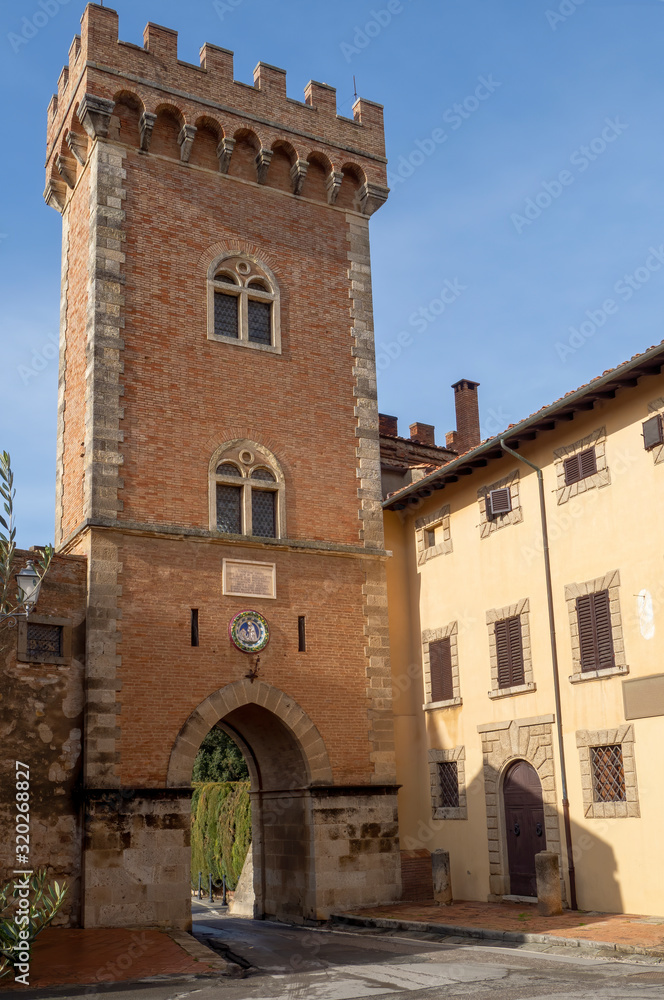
499, 438, 577, 912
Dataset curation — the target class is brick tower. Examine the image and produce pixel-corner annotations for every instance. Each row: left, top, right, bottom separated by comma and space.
45, 5, 398, 928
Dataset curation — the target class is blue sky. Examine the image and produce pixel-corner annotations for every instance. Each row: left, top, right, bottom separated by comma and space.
2, 0, 664, 546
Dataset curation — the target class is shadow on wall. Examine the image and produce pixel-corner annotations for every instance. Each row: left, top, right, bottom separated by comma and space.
407, 756, 623, 914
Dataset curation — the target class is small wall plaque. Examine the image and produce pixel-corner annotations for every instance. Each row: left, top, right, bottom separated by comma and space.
223, 559, 276, 599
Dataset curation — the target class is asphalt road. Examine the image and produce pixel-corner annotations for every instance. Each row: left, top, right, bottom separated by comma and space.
12, 902, 664, 1000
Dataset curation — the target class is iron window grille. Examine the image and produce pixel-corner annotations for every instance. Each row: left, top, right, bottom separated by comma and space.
590, 745, 626, 803
26, 623, 63, 661
437, 761, 460, 808
564, 447, 597, 486
642, 414, 664, 451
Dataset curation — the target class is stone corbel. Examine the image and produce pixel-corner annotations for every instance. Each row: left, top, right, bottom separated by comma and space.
326, 170, 344, 205
255, 148, 273, 185
359, 181, 389, 217
139, 112, 157, 152
43, 178, 68, 213
290, 159, 309, 196
56, 154, 77, 189
66, 130, 87, 166
77, 94, 115, 140
216, 137, 235, 174
178, 124, 197, 163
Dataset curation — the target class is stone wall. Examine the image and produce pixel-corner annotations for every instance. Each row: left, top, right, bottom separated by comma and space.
0, 552, 87, 926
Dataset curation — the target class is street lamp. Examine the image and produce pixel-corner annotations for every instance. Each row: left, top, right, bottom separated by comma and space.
1, 560, 43, 628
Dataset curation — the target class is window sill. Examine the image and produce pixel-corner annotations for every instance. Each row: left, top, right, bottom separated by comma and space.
488, 682, 536, 700
432, 806, 467, 821
423, 697, 462, 711
569, 664, 629, 683
207, 332, 281, 355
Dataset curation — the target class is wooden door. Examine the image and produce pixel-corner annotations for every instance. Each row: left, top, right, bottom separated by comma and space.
503, 760, 546, 897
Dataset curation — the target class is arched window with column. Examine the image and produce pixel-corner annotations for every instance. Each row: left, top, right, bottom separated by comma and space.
210, 441, 285, 539
207, 255, 281, 353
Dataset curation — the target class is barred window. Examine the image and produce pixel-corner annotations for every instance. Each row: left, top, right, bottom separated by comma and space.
27, 623, 63, 661
437, 761, 460, 808
208, 256, 280, 351
211, 444, 283, 539
591, 745, 626, 803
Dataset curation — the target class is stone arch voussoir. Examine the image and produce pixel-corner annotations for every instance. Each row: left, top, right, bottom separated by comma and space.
167, 679, 333, 787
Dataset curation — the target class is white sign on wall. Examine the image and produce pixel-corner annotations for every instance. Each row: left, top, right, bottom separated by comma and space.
222, 559, 276, 600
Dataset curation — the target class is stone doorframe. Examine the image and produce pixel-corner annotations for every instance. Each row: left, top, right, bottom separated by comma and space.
477, 715, 565, 902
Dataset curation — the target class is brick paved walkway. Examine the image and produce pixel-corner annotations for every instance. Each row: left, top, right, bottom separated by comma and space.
342, 900, 664, 955
0, 927, 222, 990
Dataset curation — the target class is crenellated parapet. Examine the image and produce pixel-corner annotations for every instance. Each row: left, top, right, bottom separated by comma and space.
45, 4, 388, 215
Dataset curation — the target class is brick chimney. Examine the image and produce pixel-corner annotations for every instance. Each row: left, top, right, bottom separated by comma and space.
379, 413, 398, 436
409, 422, 435, 446
450, 379, 480, 455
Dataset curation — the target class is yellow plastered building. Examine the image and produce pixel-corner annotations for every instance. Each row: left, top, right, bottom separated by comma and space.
383, 343, 664, 916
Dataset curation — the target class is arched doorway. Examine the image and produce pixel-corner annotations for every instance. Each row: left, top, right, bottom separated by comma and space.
503, 760, 546, 897
168, 680, 334, 924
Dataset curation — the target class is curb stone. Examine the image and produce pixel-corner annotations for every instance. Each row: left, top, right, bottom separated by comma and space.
329, 913, 664, 963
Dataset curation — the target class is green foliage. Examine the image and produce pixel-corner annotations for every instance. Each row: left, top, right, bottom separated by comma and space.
190, 782, 251, 892
192, 728, 249, 782
0, 452, 53, 619
0, 870, 68, 978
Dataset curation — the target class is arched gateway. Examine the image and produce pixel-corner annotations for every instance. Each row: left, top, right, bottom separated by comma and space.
169, 680, 334, 923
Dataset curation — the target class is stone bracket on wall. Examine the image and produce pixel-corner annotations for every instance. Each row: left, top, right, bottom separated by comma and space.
78, 94, 116, 140
56, 154, 77, 189
178, 125, 197, 163
217, 137, 235, 174
327, 171, 344, 205
290, 159, 309, 196
360, 182, 389, 216
44, 178, 68, 213
66, 130, 87, 166
139, 111, 157, 152
255, 148, 274, 184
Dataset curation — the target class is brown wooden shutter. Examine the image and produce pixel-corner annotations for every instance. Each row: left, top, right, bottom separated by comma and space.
495, 616, 524, 688
578, 447, 597, 479
643, 414, 663, 450
576, 590, 614, 672
429, 638, 453, 702
564, 447, 596, 485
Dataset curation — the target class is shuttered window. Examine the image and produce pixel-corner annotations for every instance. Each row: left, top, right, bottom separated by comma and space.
642, 414, 664, 450
576, 590, 614, 672
488, 487, 512, 517
494, 616, 525, 688
429, 638, 454, 702
564, 447, 597, 486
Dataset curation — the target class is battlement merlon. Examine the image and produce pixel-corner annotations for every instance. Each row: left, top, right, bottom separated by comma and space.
45, 4, 388, 200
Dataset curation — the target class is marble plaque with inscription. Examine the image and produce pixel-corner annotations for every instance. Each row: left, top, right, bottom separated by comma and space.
223, 559, 276, 599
